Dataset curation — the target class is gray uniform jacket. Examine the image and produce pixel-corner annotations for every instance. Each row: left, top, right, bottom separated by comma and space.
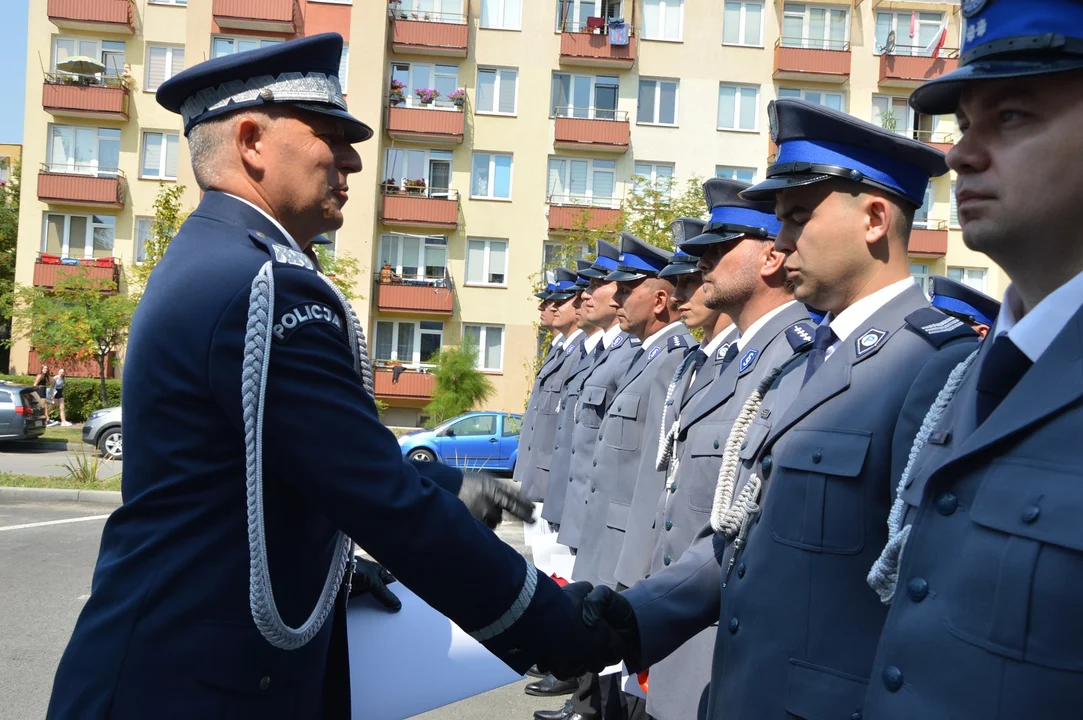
864, 306, 1083, 720
522, 334, 588, 502
572, 323, 693, 587
555, 334, 639, 550
621, 286, 978, 720
515, 342, 562, 494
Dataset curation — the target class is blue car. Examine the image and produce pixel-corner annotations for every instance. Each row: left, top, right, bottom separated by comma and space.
398, 411, 522, 474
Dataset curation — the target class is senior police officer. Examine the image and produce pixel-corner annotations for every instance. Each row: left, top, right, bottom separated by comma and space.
929, 274, 999, 338
46, 35, 608, 720
555, 100, 980, 720
864, 3, 1083, 717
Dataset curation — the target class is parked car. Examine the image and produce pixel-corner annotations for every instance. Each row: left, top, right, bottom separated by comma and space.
83, 406, 122, 459
398, 411, 522, 474
0, 382, 47, 441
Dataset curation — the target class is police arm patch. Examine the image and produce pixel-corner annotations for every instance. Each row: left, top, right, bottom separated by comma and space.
905, 308, 978, 348
273, 302, 345, 343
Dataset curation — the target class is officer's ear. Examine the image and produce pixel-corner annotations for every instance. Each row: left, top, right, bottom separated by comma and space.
235, 113, 273, 175
756, 239, 787, 280
861, 193, 896, 250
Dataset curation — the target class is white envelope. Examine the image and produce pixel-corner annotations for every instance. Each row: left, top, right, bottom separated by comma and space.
522, 503, 555, 547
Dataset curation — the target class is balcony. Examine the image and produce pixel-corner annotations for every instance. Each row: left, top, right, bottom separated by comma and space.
38, 165, 125, 208
914, 129, 955, 155
387, 104, 465, 145
33, 253, 121, 291
547, 198, 622, 233
374, 367, 437, 402
212, 0, 299, 34
389, 5, 469, 58
43, 74, 130, 121
559, 23, 636, 69
380, 187, 459, 230
47, 0, 134, 34
879, 49, 960, 89
773, 39, 852, 84
910, 220, 948, 257
554, 109, 630, 153
375, 273, 454, 315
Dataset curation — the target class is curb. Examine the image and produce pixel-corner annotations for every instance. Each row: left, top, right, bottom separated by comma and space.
9, 441, 82, 452
0, 486, 122, 507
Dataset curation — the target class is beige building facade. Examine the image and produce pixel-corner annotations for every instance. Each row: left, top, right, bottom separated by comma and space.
15, 0, 1002, 425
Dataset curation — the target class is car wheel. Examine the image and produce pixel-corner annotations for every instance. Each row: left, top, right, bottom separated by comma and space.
409, 448, 436, 462
98, 429, 122, 460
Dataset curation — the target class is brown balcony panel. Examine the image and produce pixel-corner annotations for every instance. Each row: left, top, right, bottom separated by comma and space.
28, 349, 116, 378
377, 282, 454, 315
773, 45, 852, 83
391, 20, 469, 57
548, 205, 622, 233
926, 141, 954, 154
381, 194, 458, 229
879, 54, 960, 88
374, 368, 436, 401
559, 33, 636, 68
909, 228, 948, 256
387, 107, 464, 144
47, 0, 133, 33
554, 117, 629, 153
33, 261, 120, 290
212, 0, 297, 33
43, 83, 129, 120
38, 172, 124, 208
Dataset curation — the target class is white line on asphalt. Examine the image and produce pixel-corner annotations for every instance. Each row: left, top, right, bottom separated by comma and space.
0, 515, 111, 533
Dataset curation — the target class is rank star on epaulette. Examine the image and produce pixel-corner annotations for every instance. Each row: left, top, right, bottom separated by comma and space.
668, 335, 688, 351
786, 322, 816, 351
904, 308, 978, 348
855, 328, 888, 357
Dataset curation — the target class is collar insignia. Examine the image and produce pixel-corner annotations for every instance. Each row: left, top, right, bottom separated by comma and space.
739, 349, 758, 372
648, 345, 663, 361
855, 328, 888, 358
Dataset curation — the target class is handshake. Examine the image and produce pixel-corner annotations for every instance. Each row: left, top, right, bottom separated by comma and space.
538, 582, 641, 681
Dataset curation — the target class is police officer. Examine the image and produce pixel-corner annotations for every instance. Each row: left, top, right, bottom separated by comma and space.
555, 100, 980, 720
516, 274, 564, 496
928, 274, 999, 338
46, 35, 605, 720
864, 3, 1083, 717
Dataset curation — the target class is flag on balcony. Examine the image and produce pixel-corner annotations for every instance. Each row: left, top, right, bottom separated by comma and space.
609, 22, 630, 46
923, 21, 948, 58
909, 11, 916, 38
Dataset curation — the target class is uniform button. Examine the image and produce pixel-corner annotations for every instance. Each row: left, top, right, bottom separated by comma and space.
882, 666, 903, 692
259, 676, 271, 691
935, 492, 958, 516
617, 405, 622, 412
728, 617, 739, 634
1022, 505, 1041, 524
812, 450, 822, 464
907, 577, 929, 602
663, 554, 672, 566
740, 440, 747, 450
593, 460, 598, 467
761, 455, 772, 476
555, 445, 559, 450
670, 483, 677, 492
572, 449, 575, 455
737, 562, 746, 579
598, 433, 603, 441
714, 440, 720, 449
591, 483, 596, 493
665, 520, 673, 531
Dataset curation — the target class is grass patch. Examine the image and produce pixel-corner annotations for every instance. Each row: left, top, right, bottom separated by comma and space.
0, 472, 121, 492
41, 426, 84, 444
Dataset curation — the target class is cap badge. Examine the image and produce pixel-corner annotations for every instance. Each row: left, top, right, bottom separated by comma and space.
671, 221, 685, 244
961, 0, 990, 19
768, 101, 780, 143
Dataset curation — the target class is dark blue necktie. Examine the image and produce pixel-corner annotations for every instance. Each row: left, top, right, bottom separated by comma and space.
802, 323, 838, 388
720, 343, 740, 367
594, 343, 605, 359
975, 335, 1031, 425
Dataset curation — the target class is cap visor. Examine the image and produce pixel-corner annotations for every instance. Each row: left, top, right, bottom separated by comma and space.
534, 291, 551, 299
577, 267, 607, 279
294, 104, 374, 143
658, 264, 699, 279
910, 57, 1083, 115
740, 174, 832, 201
679, 230, 743, 255
605, 269, 648, 282
548, 291, 575, 301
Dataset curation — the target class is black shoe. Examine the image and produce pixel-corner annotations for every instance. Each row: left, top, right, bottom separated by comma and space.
533, 699, 574, 720
564, 714, 598, 720
525, 674, 578, 697
527, 664, 547, 679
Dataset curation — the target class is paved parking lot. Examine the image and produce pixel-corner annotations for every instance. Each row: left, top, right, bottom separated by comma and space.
0, 445, 121, 478
0, 499, 549, 720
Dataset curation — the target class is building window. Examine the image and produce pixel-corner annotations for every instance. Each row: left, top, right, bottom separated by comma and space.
914, 184, 933, 228
637, 78, 678, 126
471, 153, 513, 200
481, 0, 521, 30
47, 125, 121, 177
871, 95, 940, 141
875, 11, 946, 56
42, 213, 116, 260
910, 262, 931, 296
378, 233, 449, 281
211, 36, 282, 58
477, 67, 517, 115
375, 321, 444, 365
551, 73, 619, 120
397, 0, 464, 20
543, 242, 588, 271
0, 158, 9, 183
947, 267, 987, 293
53, 37, 126, 78
723, 1, 763, 46
716, 166, 756, 183
547, 157, 617, 207
781, 3, 848, 50
555, 0, 625, 32
467, 238, 508, 286
717, 84, 758, 131
146, 46, 185, 92
950, 181, 959, 228
463, 324, 505, 371
778, 87, 844, 112
149, 0, 187, 5
391, 62, 459, 108
135, 217, 152, 263
384, 148, 453, 195
141, 132, 180, 180
643, 0, 683, 41
633, 162, 674, 199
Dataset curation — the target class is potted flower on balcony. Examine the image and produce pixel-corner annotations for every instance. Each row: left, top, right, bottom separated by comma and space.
415, 88, 440, 105
404, 178, 427, 196
389, 80, 405, 106
448, 89, 466, 108
381, 177, 399, 195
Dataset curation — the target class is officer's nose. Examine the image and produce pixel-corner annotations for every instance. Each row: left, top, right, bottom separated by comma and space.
337, 145, 362, 176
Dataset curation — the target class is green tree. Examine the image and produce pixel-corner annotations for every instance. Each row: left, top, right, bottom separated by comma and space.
314, 244, 364, 300
5, 273, 136, 406
128, 183, 187, 294
624, 174, 708, 251
0, 161, 22, 370
422, 340, 495, 427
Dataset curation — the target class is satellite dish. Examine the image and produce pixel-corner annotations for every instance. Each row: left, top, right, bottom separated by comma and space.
885, 30, 897, 54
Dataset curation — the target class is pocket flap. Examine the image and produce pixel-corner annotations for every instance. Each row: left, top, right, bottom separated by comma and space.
186, 620, 287, 695
970, 460, 1083, 552
606, 501, 630, 531
785, 659, 867, 720
776, 428, 871, 477
609, 393, 641, 420
581, 386, 607, 407
739, 420, 771, 462
690, 425, 728, 457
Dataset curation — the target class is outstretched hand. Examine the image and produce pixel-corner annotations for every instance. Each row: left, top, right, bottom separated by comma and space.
458, 472, 535, 528
539, 582, 638, 680
349, 557, 401, 612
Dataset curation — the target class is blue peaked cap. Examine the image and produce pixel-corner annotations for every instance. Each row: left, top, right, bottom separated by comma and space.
659, 250, 701, 279
606, 233, 673, 282
682, 179, 781, 255
579, 239, 621, 279
929, 275, 1000, 327
549, 267, 581, 300
575, 260, 593, 287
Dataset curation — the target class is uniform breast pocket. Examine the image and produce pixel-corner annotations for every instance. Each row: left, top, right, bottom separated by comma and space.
537, 388, 560, 416
944, 460, 1083, 672
685, 420, 769, 513
579, 386, 607, 430
604, 393, 642, 452
770, 428, 871, 554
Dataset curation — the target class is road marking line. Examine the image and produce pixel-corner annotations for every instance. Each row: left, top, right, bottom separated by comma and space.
0, 515, 111, 532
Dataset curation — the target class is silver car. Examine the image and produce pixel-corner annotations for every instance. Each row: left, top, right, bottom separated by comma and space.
0, 382, 47, 441
83, 406, 122, 459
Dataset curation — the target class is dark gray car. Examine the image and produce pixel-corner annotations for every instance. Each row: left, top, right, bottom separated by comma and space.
0, 382, 47, 441
83, 406, 122, 459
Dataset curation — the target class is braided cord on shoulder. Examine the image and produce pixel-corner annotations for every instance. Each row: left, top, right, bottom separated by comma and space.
655, 358, 693, 472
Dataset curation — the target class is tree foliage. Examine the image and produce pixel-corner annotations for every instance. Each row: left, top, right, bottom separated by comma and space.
624, 174, 708, 252
128, 183, 188, 294
314, 244, 364, 301
0, 161, 22, 370
422, 340, 495, 428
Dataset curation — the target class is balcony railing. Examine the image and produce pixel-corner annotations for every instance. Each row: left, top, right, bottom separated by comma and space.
47, 0, 134, 34
913, 129, 955, 153
43, 73, 130, 120
387, 104, 465, 144
559, 22, 636, 68
553, 108, 630, 152
38, 164, 125, 208
380, 187, 460, 230
375, 271, 454, 315
374, 366, 437, 401
910, 219, 949, 256
547, 198, 622, 233
774, 39, 852, 83
389, 4, 469, 57
212, 0, 299, 34
33, 253, 121, 290
879, 47, 960, 87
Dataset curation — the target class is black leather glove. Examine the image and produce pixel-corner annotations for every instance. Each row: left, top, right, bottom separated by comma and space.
539, 582, 626, 681
457, 472, 535, 529
583, 585, 641, 669
348, 558, 401, 612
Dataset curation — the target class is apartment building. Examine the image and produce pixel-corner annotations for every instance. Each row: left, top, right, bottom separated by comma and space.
15, 0, 1002, 426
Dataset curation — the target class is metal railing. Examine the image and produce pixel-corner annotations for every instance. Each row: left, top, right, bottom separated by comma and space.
914, 218, 948, 231
552, 106, 628, 121
547, 192, 621, 209
913, 129, 955, 144
380, 184, 460, 201
40, 163, 123, 179
387, 4, 467, 24
44, 71, 129, 89
389, 95, 464, 110
374, 268, 453, 288
559, 19, 633, 33
778, 37, 851, 51
878, 44, 959, 59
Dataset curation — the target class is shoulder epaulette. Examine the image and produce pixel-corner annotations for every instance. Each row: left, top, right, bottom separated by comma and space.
904, 307, 978, 348
629, 337, 643, 346
668, 334, 691, 351
785, 321, 817, 352
249, 230, 316, 271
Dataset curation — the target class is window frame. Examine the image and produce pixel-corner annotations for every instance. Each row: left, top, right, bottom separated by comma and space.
722, 0, 764, 47
636, 77, 679, 126
390, 61, 460, 109
551, 72, 620, 120
875, 10, 946, 56
463, 323, 505, 372
781, 2, 850, 50
546, 156, 618, 208
543, 242, 589, 271
211, 35, 283, 59
642, 0, 684, 42
149, 0, 187, 5
47, 124, 121, 177
716, 83, 760, 132
466, 237, 509, 287
476, 66, 518, 116
909, 262, 931, 296
480, 0, 522, 30
778, 87, 846, 112
145, 44, 185, 92
135, 216, 152, 264
471, 152, 514, 201
41, 212, 116, 260
378, 233, 449, 281
140, 130, 180, 181
52, 37, 126, 78
914, 184, 933, 228
950, 181, 960, 229
946, 266, 988, 294
374, 320, 445, 365
383, 148, 454, 195
633, 162, 675, 199
716, 165, 757, 183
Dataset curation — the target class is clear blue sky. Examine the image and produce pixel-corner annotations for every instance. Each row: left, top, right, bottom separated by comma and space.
0, 0, 29, 143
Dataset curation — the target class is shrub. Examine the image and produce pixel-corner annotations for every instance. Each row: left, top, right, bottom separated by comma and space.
0, 374, 121, 422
